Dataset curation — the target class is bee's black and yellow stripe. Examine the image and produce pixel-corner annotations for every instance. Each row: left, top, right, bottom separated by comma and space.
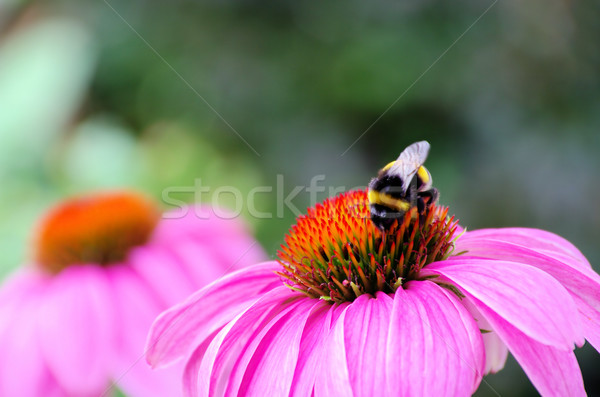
368, 164, 433, 230
367, 189, 411, 213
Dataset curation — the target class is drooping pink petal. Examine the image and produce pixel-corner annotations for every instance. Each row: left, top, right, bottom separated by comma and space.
455, 237, 600, 352
152, 206, 245, 244
460, 298, 509, 374
289, 303, 340, 397
0, 268, 47, 336
342, 292, 394, 396
200, 290, 309, 397
480, 325, 508, 375
107, 265, 184, 397
475, 301, 586, 396
433, 286, 487, 389
0, 268, 46, 303
0, 279, 58, 397
153, 207, 265, 272
385, 281, 484, 397
164, 237, 261, 292
131, 207, 266, 308
146, 262, 282, 368
458, 228, 590, 269
235, 296, 320, 397
314, 305, 353, 397
572, 295, 600, 353
184, 320, 234, 397
206, 234, 267, 274
423, 258, 583, 349
455, 238, 600, 313
128, 245, 198, 306
170, 241, 227, 286
186, 286, 298, 397
36, 265, 115, 396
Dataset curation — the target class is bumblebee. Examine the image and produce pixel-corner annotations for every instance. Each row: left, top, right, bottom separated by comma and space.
368, 141, 439, 230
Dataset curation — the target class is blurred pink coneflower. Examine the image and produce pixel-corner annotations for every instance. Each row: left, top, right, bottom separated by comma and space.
0, 191, 265, 397
147, 190, 598, 397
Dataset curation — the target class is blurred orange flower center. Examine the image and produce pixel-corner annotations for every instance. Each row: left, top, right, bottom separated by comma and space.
34, 192, 160, 274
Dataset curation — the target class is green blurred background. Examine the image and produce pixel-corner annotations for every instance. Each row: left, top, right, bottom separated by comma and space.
1, 0, 599, 395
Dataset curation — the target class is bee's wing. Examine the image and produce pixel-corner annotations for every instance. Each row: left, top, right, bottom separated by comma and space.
388, 141, 430, 192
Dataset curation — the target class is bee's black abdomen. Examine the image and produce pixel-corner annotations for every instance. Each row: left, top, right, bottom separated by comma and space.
370, 212, 396, 231
370, 203, 404, 230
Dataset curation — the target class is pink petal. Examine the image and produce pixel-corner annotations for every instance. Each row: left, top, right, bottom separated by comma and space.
152, 205, 248, 244
236, 296, 320, 396
289, 302, 344, 397
146, 262, 282, 368
204, 234, 267, 274
480, 324, 508, 374
131, 207, 266, 308
385, 281, 484, 396
0, 268, 47, 336
128, 245, 197, 306
203, 290, 309, 397
423, 258, 582, 349
152, 205, 268, 274
315, 282, 484, 397
534, 249, 593, 271
314, 305, 353, 397
432, 285, 487, 388
163, 237, 258, 290
454, 238, 600, 306
168, 241, 227, 286
572, 295, 600, 353
476, 302, 586, 396
342, 292, 394, 396
107, 265, 184, 397
184, 322, 232, 397
37, 265, 115, 396
459, 228, 590, 269
460, 298, 509, 374
454, 238, 600, 348
185, 286, 297, 396
0, 279, 58, 397
0, 267, 47, 303
153, 206, 266, 273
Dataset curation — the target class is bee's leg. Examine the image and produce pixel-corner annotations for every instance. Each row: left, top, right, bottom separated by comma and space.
428, 187, 439, 204
417, 197, 430, 225
417, 188, 439, 223
417, 188, 439, 208
417, 196, 426, 215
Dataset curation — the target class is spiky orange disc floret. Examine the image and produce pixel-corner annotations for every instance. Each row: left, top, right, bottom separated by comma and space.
277, 190, 459, 303
34, 192, 160, 274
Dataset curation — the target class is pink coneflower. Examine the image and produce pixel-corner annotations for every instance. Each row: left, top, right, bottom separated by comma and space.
147, 189, 599, 396
0, 191, 265, 397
